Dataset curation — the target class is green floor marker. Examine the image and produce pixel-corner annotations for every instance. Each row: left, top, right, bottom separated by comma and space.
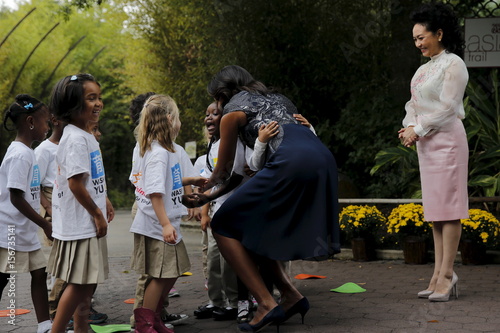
90, 324, 132, 333
330, 282, 366, 293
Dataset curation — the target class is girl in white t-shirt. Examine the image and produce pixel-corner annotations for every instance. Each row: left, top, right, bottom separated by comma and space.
0, 94, 52, 333
46, 74, 114, 333
129, 94, 206, 332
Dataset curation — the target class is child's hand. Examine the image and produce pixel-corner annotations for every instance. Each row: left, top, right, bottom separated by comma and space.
162, 224, 177, 244
293, 114, 311, 128
106, 197, 115, 223
200, 215, 211, 232
244, 164, 256, 177
94, 212, 108, 238
43, 222, 53, 242
258, 121, 279, 143
191, 177, 208, 189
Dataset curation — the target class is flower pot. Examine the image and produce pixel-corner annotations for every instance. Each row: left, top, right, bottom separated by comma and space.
351, 237, 376, 261
459, 239, 486, 265
402, 236, 427, 264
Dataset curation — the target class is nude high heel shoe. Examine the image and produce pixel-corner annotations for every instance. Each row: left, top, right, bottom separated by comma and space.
417, 289, 434, 298
428, 272, 458, 302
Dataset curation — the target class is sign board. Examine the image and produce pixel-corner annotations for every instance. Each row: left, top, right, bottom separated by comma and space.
464, 17, 500, 68
184, 141, 197, 159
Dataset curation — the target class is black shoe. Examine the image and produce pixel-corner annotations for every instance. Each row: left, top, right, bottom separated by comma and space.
238, 305, 285, 332
212, 307, 238, 321
194, 304, 219, 319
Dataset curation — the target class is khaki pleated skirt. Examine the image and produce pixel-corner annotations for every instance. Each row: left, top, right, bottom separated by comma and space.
131, 233, 190, 279
47, 237, 109, 284
0, 248, 46, 274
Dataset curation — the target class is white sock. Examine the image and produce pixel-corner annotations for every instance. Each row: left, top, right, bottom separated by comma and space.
37, 319, 52, 333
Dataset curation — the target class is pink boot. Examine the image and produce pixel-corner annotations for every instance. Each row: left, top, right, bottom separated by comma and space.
133, 308, 158, 333
154, 300, 174, 333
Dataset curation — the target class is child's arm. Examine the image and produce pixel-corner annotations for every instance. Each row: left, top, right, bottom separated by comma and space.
10, 189, 52, 241
182, 176, 207, 188
68, 174, 107, 238
200, 200, 211, 232
247, 121, 279, 172
150, 193, 177, 244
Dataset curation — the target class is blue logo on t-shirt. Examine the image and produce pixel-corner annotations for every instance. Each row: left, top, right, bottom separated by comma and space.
90, 150, 105, 179
171, 163, 182, 190
31, 164, 40, 187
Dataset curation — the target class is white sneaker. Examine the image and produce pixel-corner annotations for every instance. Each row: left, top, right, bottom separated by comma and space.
237, 300, 250, 324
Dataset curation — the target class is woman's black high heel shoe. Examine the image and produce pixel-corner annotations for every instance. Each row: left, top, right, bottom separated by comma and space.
282, 297, 310, 324
238, 305, 285, 332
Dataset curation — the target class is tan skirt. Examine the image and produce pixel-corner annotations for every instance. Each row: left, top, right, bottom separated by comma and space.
47, 237, 109, 284
0, 248, 46, 274
131, 233, 190, 279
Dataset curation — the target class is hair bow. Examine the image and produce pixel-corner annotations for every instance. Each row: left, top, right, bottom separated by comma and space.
70, 75, 78, 81
24, 103, 33, 110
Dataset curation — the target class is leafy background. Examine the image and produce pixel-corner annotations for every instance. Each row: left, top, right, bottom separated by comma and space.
1, 0, 498, 209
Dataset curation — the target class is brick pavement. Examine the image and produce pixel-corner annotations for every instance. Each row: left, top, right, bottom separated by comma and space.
2, 250, 500, 333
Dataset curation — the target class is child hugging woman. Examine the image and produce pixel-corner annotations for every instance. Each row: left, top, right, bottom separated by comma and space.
46, 74, 113, 333
0, 94, 52, 333
129, 94, 205, 333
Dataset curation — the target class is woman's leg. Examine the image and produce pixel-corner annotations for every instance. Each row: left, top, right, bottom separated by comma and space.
258, 258, 303, 311
435, 220, 461, 294
30, 268, 50, 323
213, 232, 277, 325
51, 283, 94, 333
427, 222, 443, 291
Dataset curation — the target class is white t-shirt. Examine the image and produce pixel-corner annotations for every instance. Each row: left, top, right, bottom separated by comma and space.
51, 124, 108, 241
0, 142, 42, 251
34, 139, 58, 188
203, 138, 248, 214
193, 154, 207, 177
129, 141, 196, 244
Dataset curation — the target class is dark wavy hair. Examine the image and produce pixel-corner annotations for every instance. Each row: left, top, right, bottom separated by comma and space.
410, 2, 464, 58
129, 92, 156, 126
49, 73, 100, 123
207, 65, 270, 107
3, 94, 46, 131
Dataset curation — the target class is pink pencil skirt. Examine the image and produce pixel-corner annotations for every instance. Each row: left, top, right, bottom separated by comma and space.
416, 118, 469, 222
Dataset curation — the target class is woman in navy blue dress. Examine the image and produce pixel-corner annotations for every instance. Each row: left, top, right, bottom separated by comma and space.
185, 65, 339, 332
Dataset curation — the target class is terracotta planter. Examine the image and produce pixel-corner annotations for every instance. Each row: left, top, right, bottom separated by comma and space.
351, 237, 376, 261
459, 239, 486, 265
402, 236, 427, 264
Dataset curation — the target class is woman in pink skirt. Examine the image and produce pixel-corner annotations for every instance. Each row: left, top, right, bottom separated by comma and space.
399, 3, 468, 302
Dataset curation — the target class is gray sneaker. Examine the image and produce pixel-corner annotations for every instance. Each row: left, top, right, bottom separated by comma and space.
161, 313, 189, 325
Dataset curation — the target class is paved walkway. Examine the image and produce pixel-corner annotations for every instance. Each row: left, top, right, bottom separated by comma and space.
2, 211, 500, 332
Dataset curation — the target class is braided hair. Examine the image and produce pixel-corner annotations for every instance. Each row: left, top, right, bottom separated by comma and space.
3, 94, 45, 131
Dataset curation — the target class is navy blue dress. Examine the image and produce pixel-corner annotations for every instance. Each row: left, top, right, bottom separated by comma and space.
211, 91, 340, 261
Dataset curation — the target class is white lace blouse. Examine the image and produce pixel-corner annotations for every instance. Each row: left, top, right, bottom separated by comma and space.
403, 50, 469, 137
